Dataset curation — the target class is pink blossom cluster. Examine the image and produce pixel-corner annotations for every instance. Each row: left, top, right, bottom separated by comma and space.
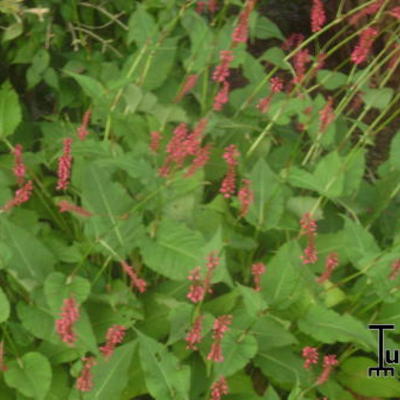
299, 213, 318, 264
237, 179, 254, 217
77, 109, 92, 141
257, 76, 284, 113
220, 144, 240, 198
302, 347, 339, 385
351, 27, 379, 65
251, 262, 266, 292
56, 138, 73, 190
210, 376, 229, 400
1, 180, 33, 212
76, 356, 96, 392
311, 0, 326, 32
12, 144, 26, 185
55, 297, 80, 346
149, 131, 162, 153
316, 253, 339, 284
159, 119, 210, 178
100, 325, 126, 360
319, 96, 335, 134
349, 0, 384, 26
120, 261, 148, 293
174, 74, 199, 102
185, 315, 204, 350
187, 252, 220, 303
207, 315, 232, 362
231, 0, 256, 44
57, 200, 93, 217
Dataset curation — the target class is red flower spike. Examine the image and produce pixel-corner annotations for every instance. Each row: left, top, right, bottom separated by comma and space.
184, 144, 212, 178
1, 180, 33, 212
281, 33, 304, 51
149, 131, 162, 153
174, 74, 199, 102
57, 138, 73, 191
389, 259, 400, 280
210, 376, 229, 400
251, 262, 266, 291
76, 356, 96, 392
57, 200, 93, 217
207, 315, 232, 362
185, 315, 204, 350
293, 49, 311, 84
319, 96, 335, 134
389, 7, 400, 19
349, 1, 384, 26
220, 144, 239, 198
212, 51, 234, 83
12, 144, 26, 185
270, 76, 284, 93
77, 109, 92, 141
55, 297, 79, 346
316, 354, 338, 385
302, 346, 319, 369
213, 81, 230, 111
311, 0, 326, 32
351, 27, 379, 65
232, 0, 256, 43
100, 325, 126, 360
238, 179, 254, 217
120, 261, 147, 293
256, 95, 272, 114
316, 253, 339, 284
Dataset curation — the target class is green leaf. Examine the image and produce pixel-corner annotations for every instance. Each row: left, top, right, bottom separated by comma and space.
44, 272, 91, 313
286, 197, 323, 220
254, 16, 284, 40
388, 130, 400, 171
337, 357, 400, 397
317, 70, 348, 90
0, 81, 22, 138
214, 330, 258, 377
0, 287, 10, 323
83, 341, 136, 400
140, 219, 206, 280
127, 5, 159, 46
138, 331, 190, 400
261, 240, 305, 309
3, 22, 23, 42
4, 352, 52, 400
237, 284, 267, 318
246, 159, 285, 231
297, 304, 376, 350
342, 148, 366, 196
0, 217, 55, 288
64, 71, 106, 100
259, 47, 290, 70
314, 151, 344, 198
181, 11, 214, 72
363, 87, 394, 110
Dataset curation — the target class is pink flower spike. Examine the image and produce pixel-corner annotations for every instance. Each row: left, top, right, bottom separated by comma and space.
57, 200, 93, 217
351, 27, 379, 65
100, 325, 126, 360
302, 346, 319, 369
56, 138, 73, 191
149, 131, 162, 153
77, 109, 92, 141
231, 0, 256, 44
389, 259, 400, 280
238, 179, 254, 217
301, 240, 318, 264
349, 1, 384, 25
251, 262, 266, 291
120, 261, 147, 293
256, 95, 272, 114
316, 252, 339, 284
220, 144, 239, 198
388, 7, 400, 19
210, 376, 228, 400
212, 51, 234, 83
300, 213, 317, 236
55, 297, 79, 346
311, 0, 326, 32
319, 96, 335, 134
185, 315, 204, 350
174, 74, 199, 102
184, 144, 211, 178
207, 315, 232, 363
12, 144, 26, 185
1, 180, 33, 212
270, 76, 284, 93
187, 267, 206, 303
213, 81, 230, 111
316, 354, 338, 385
76, 356, 96, 392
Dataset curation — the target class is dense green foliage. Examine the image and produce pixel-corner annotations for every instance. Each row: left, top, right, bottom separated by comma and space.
0, 0, 399, 399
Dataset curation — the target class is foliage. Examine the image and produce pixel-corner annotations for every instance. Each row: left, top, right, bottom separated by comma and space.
0, 0, 399, 399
